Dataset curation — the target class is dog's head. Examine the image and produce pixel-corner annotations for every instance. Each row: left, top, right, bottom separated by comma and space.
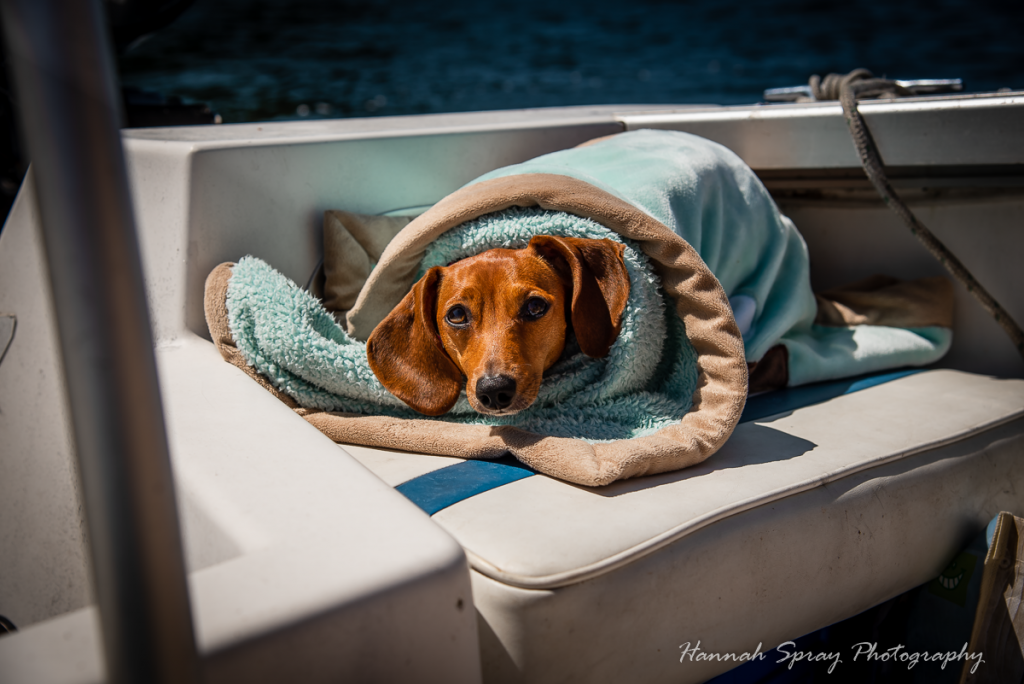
367, 235, 630, 416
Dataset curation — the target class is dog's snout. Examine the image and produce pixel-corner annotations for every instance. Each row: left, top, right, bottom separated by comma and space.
476, 375, 517, 411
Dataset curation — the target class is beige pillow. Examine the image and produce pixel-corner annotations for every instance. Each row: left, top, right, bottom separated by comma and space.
319, 210, 412, 326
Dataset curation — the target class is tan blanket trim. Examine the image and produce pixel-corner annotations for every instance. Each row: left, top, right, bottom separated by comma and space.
348, 174, 747, 485
205, 263, 310, 413
347, 173, 737, 339
205, 173, 749, 486
208, 261, 734, 485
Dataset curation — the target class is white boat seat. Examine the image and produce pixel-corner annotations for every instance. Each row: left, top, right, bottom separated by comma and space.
345, 369, 1024, 684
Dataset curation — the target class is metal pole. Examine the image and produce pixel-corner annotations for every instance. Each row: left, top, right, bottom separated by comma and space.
0, 2, 200, 682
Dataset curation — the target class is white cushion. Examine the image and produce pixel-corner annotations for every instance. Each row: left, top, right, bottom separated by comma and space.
346, 369, 1024, 683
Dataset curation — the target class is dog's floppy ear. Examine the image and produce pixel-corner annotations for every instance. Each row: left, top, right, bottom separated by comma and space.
528, 235, 630, 358
367, 267, 463, 416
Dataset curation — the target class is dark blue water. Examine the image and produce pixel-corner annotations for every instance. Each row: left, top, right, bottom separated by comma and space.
119, 0, 1023, 124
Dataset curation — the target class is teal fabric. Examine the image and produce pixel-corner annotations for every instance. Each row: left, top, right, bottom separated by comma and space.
784, 324, 951, 386
225, 129, 950, 441
472, 129, 951, 381
227, 207, 699, 442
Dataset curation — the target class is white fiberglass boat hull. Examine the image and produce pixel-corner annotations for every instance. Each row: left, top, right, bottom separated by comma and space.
1, 96, 1022, 682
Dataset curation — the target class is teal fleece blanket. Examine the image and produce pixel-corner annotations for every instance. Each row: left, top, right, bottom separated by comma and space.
225, 130, 950, 441
228, 206, 699, 441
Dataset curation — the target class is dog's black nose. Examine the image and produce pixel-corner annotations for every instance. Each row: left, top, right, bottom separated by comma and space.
476, 375, 517, 411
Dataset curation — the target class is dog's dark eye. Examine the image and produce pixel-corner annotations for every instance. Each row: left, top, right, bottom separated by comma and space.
445, 305, 469, 327
522, 297, 549, 320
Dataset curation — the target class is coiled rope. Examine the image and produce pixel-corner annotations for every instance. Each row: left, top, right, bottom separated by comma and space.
809, 69, 1024, 360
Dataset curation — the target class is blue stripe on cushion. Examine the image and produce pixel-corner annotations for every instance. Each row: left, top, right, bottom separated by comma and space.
398, 368, 926, 515
396, 456, 535, 516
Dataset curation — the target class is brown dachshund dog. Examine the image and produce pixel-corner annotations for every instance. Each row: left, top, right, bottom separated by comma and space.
367, 235, 630, 416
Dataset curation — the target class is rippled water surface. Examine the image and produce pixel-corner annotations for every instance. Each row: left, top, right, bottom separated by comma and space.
120, 0, 1023, 123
